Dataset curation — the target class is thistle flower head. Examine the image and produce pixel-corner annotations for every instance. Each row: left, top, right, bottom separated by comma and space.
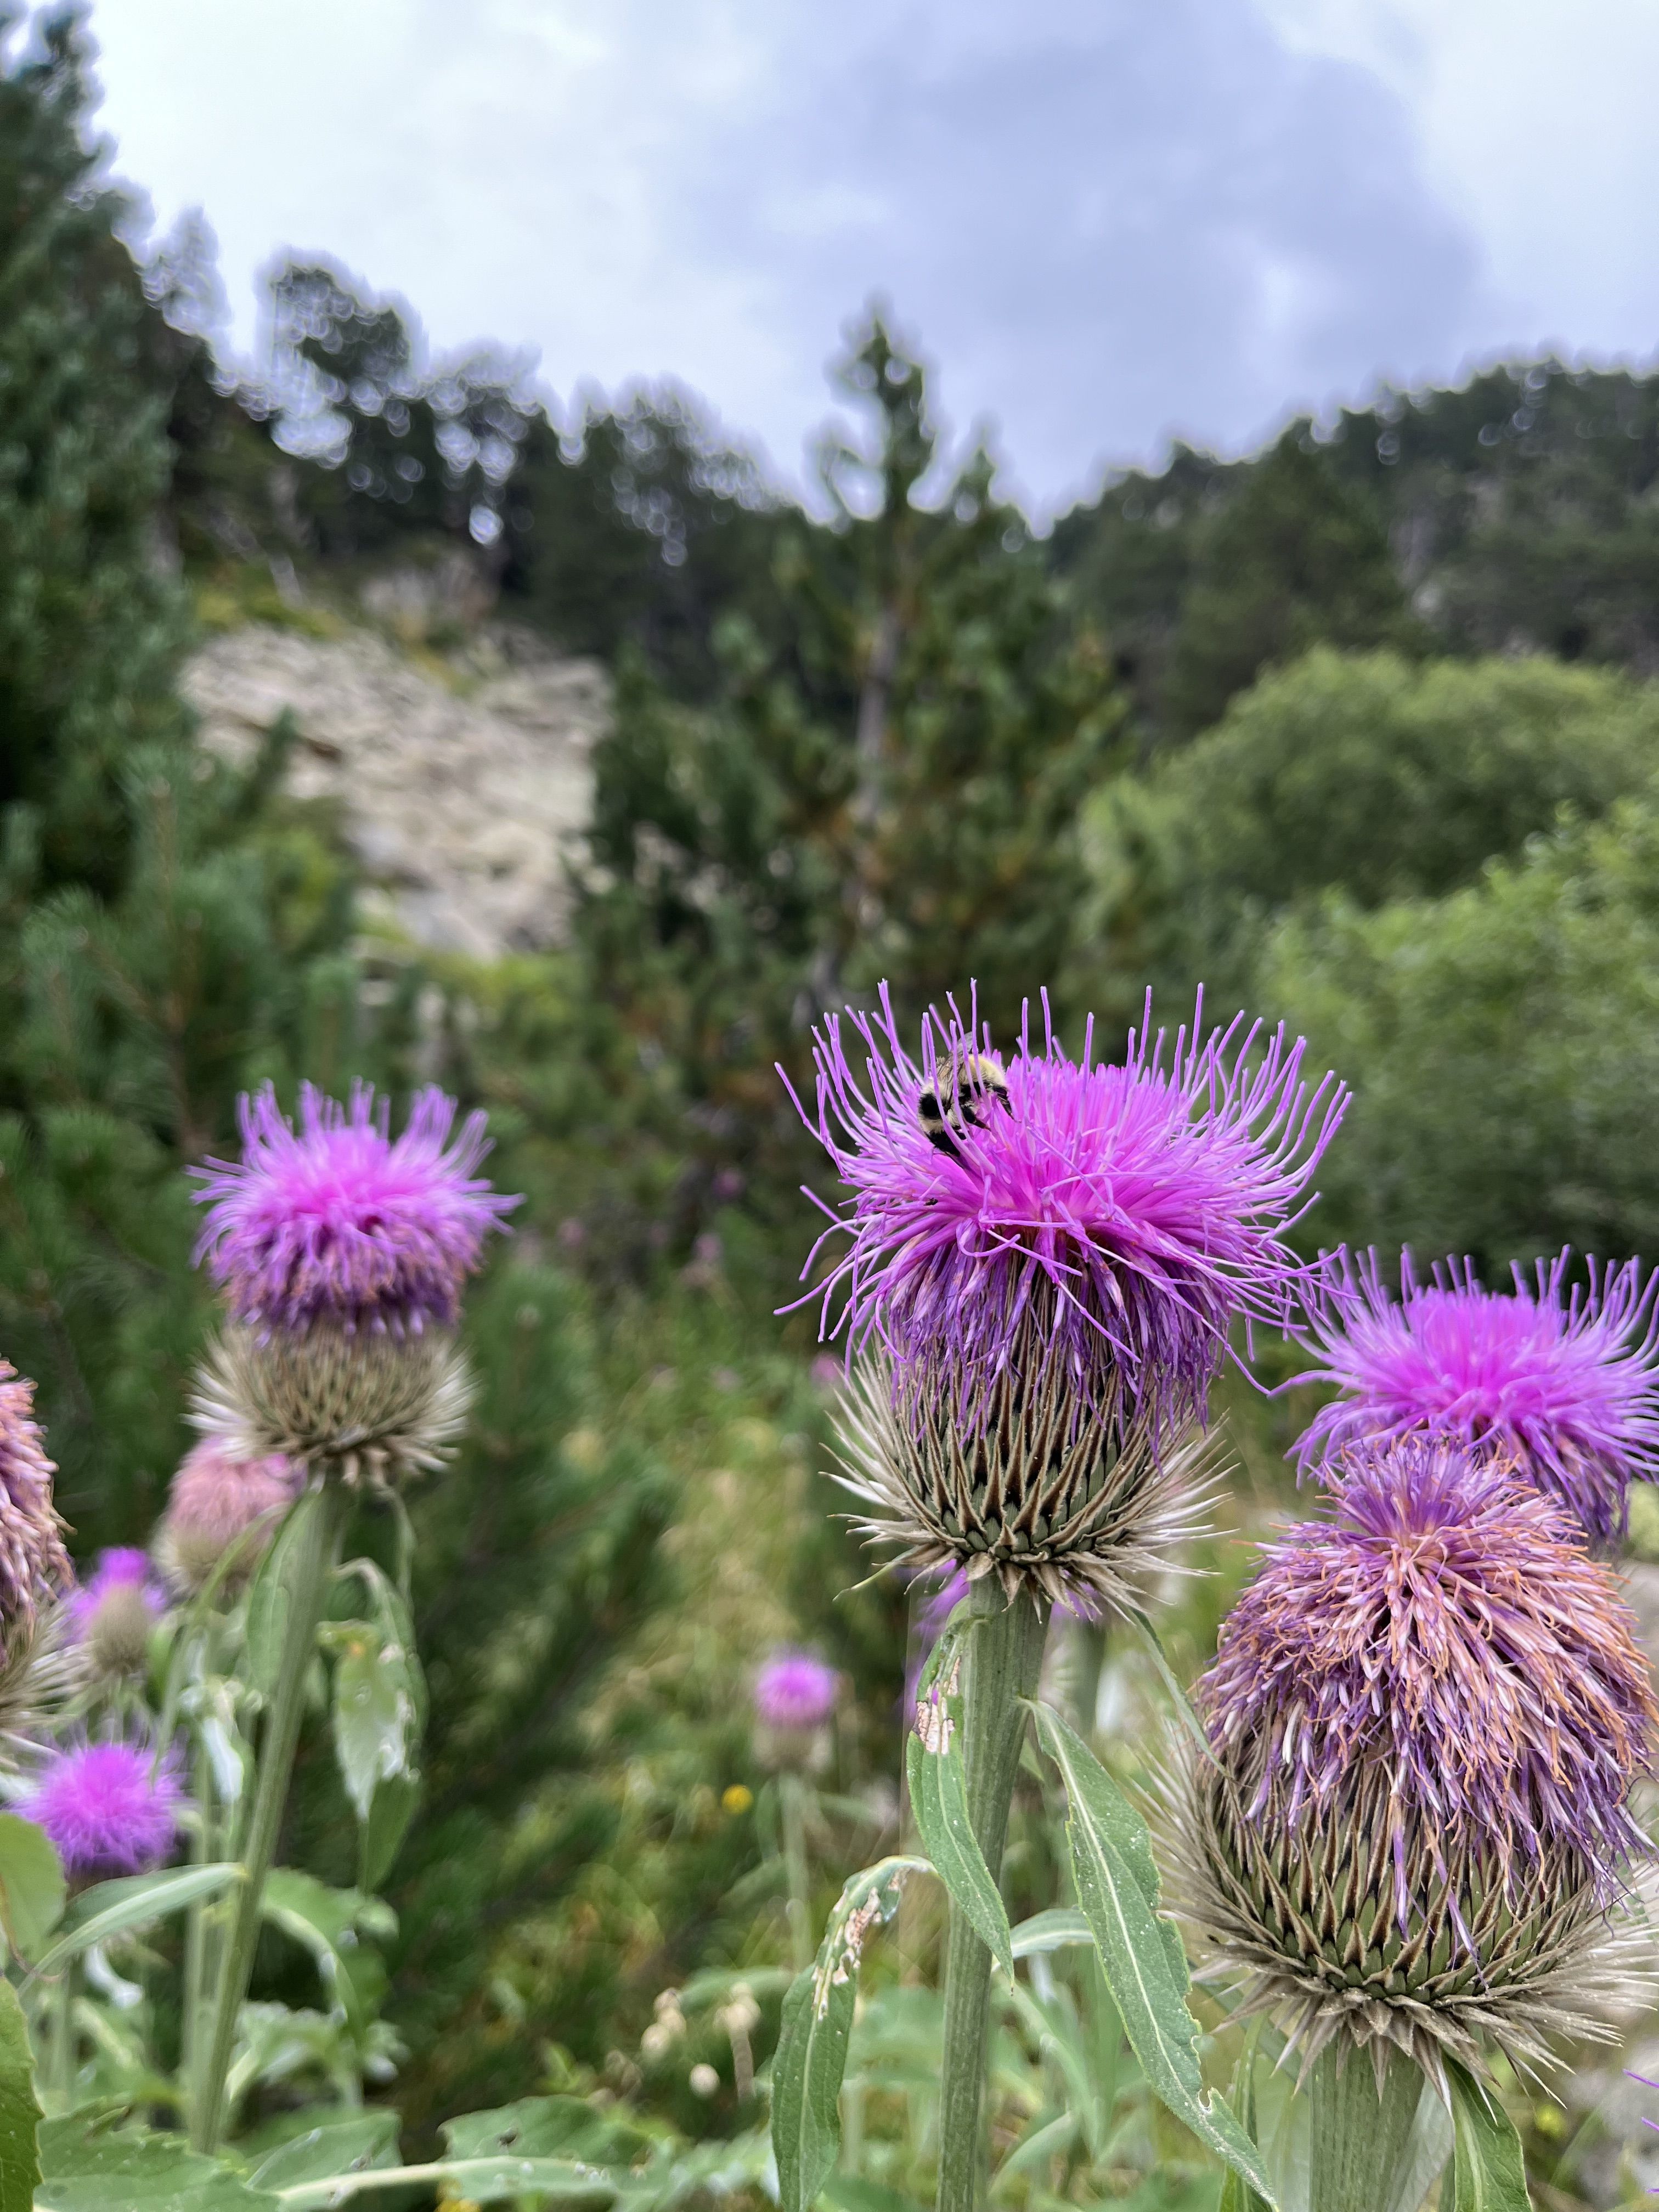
191, 1082, 518, 1336
66, 1549, 166, 1676
0, 1363, 71, 1654
1294, 1248, 1659, 1543
1161, 1438, 1657, 2084
1204, 1440, 1653, 1886
754, 1651, 838, 1731
787, 988, 1345, 1439
24, 1739, 183, 1882
191, 1322, 473, 1489
156, 1440, 299, 1592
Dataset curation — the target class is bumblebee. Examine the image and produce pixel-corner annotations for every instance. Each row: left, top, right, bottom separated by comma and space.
917, 1051, 1011, 1158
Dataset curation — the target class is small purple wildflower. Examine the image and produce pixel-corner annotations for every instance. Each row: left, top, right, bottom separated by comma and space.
66, 1549, 166, 1641
754, 1650, 839, 1731
0, 1363, 70, 1649
1200, 1438, 1655, 1924
191, 1082, 518, 1335
1293, 1248, 1659, 1543
24, 1741, 183, 1881
785, 986, 1346, 1437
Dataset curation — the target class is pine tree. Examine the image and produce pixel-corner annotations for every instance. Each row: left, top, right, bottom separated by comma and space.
0, 8, 190, 894
1159, 432, 1414, 740
575, 314, 1124, 1246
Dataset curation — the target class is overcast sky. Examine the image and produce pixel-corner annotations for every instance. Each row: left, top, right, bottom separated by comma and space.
66, 0, 1659, 514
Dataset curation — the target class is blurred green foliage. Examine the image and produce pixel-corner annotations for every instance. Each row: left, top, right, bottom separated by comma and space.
1082, 648, 1659, 1019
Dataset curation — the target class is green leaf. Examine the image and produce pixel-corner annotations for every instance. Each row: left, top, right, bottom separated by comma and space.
441, 2094, 650, 2168
1009, 1906, 1093, 1957
36, 2111, 276, 2209
32, 1864, 241, 1977
1447, 2064, 1531, 2211
1028, 1701, 1277, 2208
771, 1855, 926, 2212
334, 1560, 428, 1734
246, 2112, 400, 2188
904, 1617, 1013, 1977
0, 1981, 40, 2212
0, 1812, 64, 1965
259, 1869, 396, 2035
358, 1771, 420, 1891
245, 1489, 322, 1700
1386, 2083, 1454, 2212
331, 1627, 418, 1823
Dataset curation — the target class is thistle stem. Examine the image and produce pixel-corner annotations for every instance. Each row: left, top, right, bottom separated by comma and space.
47, 1963, 74, 2111
191, 1481, 346, 2153
1308, 2042, 1425, 2212
780, 1771, 814, 1973
935, 1577, 1048, 2212
182, 1688, 216, 2118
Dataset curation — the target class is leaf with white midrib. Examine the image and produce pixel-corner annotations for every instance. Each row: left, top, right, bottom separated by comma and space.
1028, 1701, 1278, 2208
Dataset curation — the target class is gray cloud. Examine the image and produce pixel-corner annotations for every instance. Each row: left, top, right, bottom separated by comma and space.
674, 0, 1488, 504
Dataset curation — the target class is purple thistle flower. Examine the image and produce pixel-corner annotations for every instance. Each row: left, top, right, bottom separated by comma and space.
191, 1082, 518, 1336
24, 1740, 183, 1881
1292, 1248, 1659, 1543
1199, 1437, 1655, 1921
754, 1650, 839, 1731
0, 1363, 71, 1652
785, 986, 1346, 1437
65, 1549, 166, 1641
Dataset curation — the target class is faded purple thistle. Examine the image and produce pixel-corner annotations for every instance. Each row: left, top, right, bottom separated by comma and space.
0, 1363, 71, 1653
785, 986, 1346, 1438
1200, 1438, 1655, 1920
157, 1440, 300, 1590
1293, 1248, 1659, 1544
754, 1650, 839, 1731
24, 1740, 183, 1881
192, 1082, 518, 1336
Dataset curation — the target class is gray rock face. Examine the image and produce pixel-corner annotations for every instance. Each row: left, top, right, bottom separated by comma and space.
184, 623, 605, 961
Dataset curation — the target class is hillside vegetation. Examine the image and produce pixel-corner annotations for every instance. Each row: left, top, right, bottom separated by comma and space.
8, 12, 1659, 2194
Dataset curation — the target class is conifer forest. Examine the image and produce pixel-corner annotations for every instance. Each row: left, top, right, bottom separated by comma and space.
12, 11, 1659, 2211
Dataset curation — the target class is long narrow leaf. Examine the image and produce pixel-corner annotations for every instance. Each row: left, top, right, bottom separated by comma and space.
1029, 1701, 1278, 2207
1446, 2064, 1531, 2211
31, 1864, 242, 1977
1010, 1907, 1092, 1957
771, 1855, 926, 2212
905, 1617, 1012, 1976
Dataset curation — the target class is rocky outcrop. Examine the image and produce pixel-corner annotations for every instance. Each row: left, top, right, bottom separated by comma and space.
184, 622, 605, 961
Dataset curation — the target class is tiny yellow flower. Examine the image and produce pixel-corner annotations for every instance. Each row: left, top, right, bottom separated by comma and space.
721, 1784, 754, 1815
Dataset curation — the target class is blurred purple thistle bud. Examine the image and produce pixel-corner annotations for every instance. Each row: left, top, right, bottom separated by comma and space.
156, 1441, 302, 1594
1294, 1246, 1659, 1544
189, 1084, 505, 1486
753, 1649, 838, 1771
1161, 1437, 1658, 2088
192, 1081, 517, 1337
24, 1738, 183, 1883
66, 1548, 166, 1677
